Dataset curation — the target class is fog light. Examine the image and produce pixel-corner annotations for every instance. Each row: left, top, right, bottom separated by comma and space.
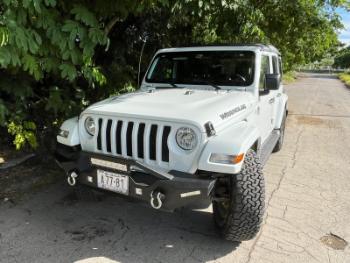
58, 129, 69, 138
209, 153, 244, 164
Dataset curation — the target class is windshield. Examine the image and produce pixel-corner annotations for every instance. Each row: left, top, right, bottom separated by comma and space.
146, 51, 255, 87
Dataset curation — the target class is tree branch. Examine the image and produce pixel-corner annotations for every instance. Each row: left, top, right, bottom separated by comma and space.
104, 17, 120, 35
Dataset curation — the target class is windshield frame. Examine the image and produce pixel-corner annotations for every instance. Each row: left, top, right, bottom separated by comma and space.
144, 50, 256, 88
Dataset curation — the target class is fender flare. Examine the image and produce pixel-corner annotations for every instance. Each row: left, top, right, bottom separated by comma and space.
57, 117, 80, 146
274, 93, 288, 129
198, 121, 261, 174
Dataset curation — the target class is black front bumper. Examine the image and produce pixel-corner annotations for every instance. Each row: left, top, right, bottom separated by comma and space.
55, 144, 215, 211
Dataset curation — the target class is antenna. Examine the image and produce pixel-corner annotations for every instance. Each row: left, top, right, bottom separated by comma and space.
138, 33, 149, 89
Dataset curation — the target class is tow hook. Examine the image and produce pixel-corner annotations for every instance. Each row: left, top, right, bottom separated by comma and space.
150, 190, 165, 209
67, 171, 78, 186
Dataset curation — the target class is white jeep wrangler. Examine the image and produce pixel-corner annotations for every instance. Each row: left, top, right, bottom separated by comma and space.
55, 44, 288, 242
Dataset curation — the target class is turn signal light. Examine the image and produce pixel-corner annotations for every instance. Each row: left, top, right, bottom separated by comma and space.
209, 153, 245, 164
233, 153, 244, 164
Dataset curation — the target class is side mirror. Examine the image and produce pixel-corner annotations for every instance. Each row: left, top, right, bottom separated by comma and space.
265, 74, 280, 90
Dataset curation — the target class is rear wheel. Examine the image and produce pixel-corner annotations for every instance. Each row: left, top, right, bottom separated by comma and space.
213, 149, 265, 241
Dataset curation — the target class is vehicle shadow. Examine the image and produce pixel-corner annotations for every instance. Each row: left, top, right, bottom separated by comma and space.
12, 182, 239, 263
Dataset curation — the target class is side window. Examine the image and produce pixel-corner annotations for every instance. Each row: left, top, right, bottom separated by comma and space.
259, 55, 270, 91
272, 56, 279, 74
278, 57, 283, 77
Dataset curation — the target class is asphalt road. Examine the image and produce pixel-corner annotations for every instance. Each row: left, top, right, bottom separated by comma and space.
1, 73, 350, 263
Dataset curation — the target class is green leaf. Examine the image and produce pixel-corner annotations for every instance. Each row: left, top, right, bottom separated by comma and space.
0, 46, 11, 67
45, 87, 63, 115
23, 121, 36, 130
22, 54, 41, 80
33, 0, 42, 13
41, 57, 59, 72
88, 27, 107, 45
92, 67, 107, 86
0, 27, 10, 47
59, 63, 77, 81
71, 5, 98, 27
14, 27, 28, 52
44, 0, 56, 7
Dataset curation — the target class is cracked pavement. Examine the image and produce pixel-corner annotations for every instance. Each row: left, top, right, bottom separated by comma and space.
1, 73, 350, 263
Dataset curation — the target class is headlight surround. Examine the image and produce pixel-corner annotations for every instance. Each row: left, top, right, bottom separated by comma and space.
84, 117, 96, 136
176, 127, 197, 150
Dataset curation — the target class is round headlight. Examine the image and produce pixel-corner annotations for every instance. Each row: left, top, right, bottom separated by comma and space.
84, 117, 95, 136
176, 127, 197, 150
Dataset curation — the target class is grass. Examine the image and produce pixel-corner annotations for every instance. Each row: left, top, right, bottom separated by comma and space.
338, 73, 350, 86
282, 71, 297, 84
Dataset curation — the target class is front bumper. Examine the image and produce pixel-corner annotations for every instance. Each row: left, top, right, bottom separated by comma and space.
55, 143, 215, 211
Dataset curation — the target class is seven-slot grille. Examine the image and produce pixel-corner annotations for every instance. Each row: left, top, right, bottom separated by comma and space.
96, 118, 172, 163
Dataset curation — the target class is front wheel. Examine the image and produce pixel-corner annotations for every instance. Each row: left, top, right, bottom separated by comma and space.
213, 149, 265, 241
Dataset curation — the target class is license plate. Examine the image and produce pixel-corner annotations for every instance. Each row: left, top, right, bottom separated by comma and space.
97, 169, 129, 195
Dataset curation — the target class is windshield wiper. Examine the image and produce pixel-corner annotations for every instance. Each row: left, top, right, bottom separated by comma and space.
169, 82, 180, 88
154, 82, 183, 89
203, 81, 221, 90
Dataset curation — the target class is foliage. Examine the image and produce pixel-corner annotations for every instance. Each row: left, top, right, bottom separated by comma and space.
0, 0, 348, 150
338, 72, 350, 86
334, 47, 350, 68
282, 71, 297, 85
7, 121, 37, 149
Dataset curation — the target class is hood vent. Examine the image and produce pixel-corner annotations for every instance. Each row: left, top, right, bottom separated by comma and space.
204, 121, 216, 137
184, 90, 194, 95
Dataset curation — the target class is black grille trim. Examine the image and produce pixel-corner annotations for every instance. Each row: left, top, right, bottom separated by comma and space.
106, 120, 112, 153
116, 120, 123, 154
96, 119, 171, 163
137, 123, 145, 158
162, 126, 171, 162
126, 122, 134, 157
97, 118, 103, 150
149, 125, 158, 160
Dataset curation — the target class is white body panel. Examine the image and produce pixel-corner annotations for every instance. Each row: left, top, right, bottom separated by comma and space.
57, 45, 288, 175
57, 117, 80, 146
83, 89, 255, 132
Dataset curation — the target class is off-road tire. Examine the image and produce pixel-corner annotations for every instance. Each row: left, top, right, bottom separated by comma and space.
213, 149, 265, 241
273, 110, 286, 153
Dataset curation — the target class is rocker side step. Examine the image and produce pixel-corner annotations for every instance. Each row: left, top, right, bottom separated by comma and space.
259, 130, 280, 166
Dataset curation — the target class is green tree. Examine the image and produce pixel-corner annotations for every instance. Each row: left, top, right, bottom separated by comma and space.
0, 0, 348, 150
334, 46, 350, 68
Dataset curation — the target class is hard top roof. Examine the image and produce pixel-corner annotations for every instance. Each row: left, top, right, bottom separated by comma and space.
158, 44, 280, 55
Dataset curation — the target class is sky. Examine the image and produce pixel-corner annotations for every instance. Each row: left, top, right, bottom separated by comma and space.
338, 8, 350, 45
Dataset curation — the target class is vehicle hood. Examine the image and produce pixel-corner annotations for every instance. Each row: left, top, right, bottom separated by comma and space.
83, 88, 255, 132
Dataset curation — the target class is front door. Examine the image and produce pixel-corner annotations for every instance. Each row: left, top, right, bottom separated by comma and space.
256, 55, 274, 143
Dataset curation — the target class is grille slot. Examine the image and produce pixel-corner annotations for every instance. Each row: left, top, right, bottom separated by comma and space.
97, 118, 103, 150
137, 123, 145, 158
149, 125, 158, 160
162, 126, 171, 162
116, 120, 123, 154
96, 118, 171, 164
106, 120, 112, 153
126, 122, 134, 157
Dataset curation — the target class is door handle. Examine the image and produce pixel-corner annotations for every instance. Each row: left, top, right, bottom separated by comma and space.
269, 98, 275, 104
